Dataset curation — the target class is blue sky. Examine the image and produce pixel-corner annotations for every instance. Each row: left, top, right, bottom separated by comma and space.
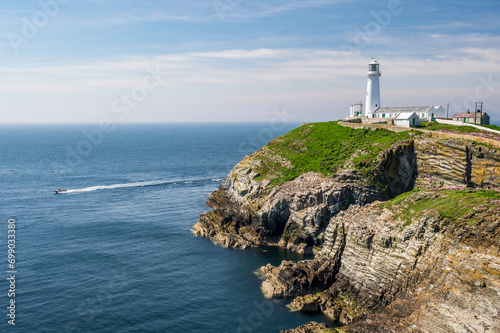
1, 0, 499, 123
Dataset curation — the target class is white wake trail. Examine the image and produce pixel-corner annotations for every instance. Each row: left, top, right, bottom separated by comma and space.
65, 180, 171, 193
61, 178, 221, 194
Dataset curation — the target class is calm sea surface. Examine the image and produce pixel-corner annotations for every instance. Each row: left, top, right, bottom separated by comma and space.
0, 123, 337, 333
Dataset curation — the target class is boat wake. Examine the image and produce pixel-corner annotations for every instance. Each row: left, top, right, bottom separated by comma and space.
61, 178, 220, 194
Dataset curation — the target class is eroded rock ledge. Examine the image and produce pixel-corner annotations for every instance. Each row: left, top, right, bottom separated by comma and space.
274, 194, 500, 332
193, 171, 385, 252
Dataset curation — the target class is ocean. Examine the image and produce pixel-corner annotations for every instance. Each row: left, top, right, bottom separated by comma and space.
0, 123, 335, 333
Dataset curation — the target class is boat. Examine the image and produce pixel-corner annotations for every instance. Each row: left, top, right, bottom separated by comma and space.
54, 189, 67, 194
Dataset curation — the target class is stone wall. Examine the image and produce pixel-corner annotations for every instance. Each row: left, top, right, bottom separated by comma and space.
339, 121, 413, 133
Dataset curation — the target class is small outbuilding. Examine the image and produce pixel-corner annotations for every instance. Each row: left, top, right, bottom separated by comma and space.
394, 112, 419, 128
349, 103, 363, 117
452, 110, 490, 125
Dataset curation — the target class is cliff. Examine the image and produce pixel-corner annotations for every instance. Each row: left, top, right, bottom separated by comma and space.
416, 135, 500, 188
193, 121, 500, 332
267, 190, 500, 332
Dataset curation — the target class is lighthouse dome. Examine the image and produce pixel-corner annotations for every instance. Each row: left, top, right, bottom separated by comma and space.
368, 59, 380, 73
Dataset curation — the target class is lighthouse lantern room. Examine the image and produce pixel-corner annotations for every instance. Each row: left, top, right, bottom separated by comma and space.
365, 58, 381, 118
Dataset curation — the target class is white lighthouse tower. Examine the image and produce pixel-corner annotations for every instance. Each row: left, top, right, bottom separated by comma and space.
365, 58, 381, 117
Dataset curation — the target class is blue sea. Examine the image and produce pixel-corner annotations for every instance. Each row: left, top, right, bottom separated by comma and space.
0, 123, 336, 333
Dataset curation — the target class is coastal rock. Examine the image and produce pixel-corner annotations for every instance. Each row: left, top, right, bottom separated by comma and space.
194, 170, 387, 252
263, 191, 500, 332
416, 136, 500, 188
289, 293, 322, 312
376, 139, 417, 196
260, 259, 336, 298
281, 321, 336, 333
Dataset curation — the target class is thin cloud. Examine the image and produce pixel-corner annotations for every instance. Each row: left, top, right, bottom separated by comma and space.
416, 21, 479, 31
190, 49, 282, 59
428, 34, 450, 38
222, 0, 353, 20
85, 11, 205, 26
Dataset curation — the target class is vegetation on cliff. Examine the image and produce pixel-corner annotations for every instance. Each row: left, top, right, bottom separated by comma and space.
379, 188, 500, 227
252, 121, 419, 188
481, 124, 500, 131
420, 121, 500, 142
419, 121, 499, 133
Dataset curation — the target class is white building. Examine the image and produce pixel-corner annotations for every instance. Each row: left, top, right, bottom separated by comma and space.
394, 112, 419, 127
373, 106, 445, 121
349, 102, 363, 117
365, 58, 381, 118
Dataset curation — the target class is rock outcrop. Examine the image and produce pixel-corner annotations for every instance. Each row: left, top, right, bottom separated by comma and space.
265, 192, 500, 332
280, 321, 338, 333
193, 138, 418, 253
193, 170, 385, 252
416, 135, 500, 188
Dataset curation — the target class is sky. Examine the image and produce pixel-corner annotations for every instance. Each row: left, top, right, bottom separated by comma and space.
0, 0, 499, 123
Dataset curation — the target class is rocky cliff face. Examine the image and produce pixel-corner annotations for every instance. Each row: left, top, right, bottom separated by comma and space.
193, 170, 382, 252
416, 135, 500, 188
193, 139, 417, 253
193, 124, 500, 332
270, 191, 500, 332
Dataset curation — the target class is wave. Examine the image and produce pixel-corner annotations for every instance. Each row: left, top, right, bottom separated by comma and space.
62, 178, 221, 194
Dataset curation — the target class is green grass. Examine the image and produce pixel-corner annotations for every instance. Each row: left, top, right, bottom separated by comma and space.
378, 190, 416, 209
419, 121, 499, 135
420, 121, 478, 133
480, 124, 500, 131
252, 121, 419, 189
380, 189, 500, 227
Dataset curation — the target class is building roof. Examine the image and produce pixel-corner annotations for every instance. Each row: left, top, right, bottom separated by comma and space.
395, 112, 418, 120
452, 112, 488, 118
374, 106, 431, 114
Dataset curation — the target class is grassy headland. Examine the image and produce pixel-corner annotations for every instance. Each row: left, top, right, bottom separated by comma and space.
252, 121, 419, 188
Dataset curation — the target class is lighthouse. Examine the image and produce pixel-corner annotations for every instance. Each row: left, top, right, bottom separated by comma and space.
365, 58, 381, 117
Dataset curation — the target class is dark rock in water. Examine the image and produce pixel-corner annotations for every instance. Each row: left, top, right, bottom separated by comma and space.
289, 293, 322, 313
281, 321, 336, 333
260, 259, 336, 299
